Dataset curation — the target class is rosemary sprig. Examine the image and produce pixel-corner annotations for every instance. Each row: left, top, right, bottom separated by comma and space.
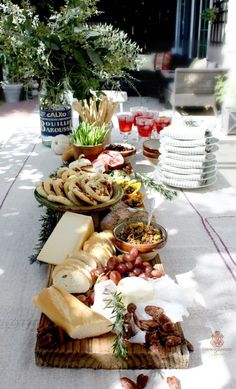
183, 118, 198, 127
135, 172, 177, 200
29, 208, 62, 264
105, 291, 128, 360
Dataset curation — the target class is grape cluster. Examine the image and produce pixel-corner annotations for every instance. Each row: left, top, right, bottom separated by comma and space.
90, 248, 163, 285
73, 290, 95, 306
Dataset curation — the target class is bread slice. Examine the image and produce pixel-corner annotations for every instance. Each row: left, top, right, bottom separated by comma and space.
68, 250, 98, 269
64, 257, 93, 284
83, 231, 115, 266
52, 267, 90, 293
33, 285, 112, 339
52, 263, 76, 279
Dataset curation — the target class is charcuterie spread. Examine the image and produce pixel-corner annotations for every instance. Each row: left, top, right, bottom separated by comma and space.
32, 146, 192, 369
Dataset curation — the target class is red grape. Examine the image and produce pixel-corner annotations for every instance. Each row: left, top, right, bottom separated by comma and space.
110, 270, 122, 284
151, 269, 163, 278
134, 256, 143, 267
142, 261, 151, 268
145, 266, 153, 274
87, 290, 95, 305
116, 254, 125, 263
99, 275, 110, 282
78, 295, 88, 303
107, 257, 117, 270
125, 261, 134, 271
94, 268, 105, 277
129, 247, 139, 261
133, 267, 142, 276
123, 254, 132, 262
116, 263, 127, 274
139, 273, 149, 280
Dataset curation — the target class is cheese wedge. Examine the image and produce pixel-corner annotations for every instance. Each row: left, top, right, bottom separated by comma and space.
37, 212, 94, 265
33, 285, 112, 339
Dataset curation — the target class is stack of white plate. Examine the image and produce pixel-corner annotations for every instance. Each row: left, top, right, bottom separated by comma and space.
159, 124, 219, 189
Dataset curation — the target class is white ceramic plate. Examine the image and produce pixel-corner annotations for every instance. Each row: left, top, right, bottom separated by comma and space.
159, 155, 217, 169
160, 136, 219, 148
159, 162, 217, 175
160, 144, 218, 155
159, 149, 217, 162
161, 169, 217, 181
160, 175, 217, 189
161, 126, 213, 140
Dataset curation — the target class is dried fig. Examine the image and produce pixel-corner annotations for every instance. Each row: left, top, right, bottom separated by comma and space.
120, 377, 138, 389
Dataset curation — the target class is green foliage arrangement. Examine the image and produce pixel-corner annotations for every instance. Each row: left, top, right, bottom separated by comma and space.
0, 0, 140, 108
0, 0, 37, 84
202, 7, 219, 23
70, 121, 108, 145
215, 74, 236, 110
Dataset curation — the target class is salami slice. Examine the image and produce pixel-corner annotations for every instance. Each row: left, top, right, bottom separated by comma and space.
97, 150, 124, 169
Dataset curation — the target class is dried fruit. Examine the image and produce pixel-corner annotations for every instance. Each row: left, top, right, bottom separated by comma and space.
166, 376, 182, 389
120, 377, 138, 389
137, 373, 149, 388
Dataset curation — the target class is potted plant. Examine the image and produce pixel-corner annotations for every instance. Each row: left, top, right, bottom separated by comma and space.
202, 7, 219, 23
1, 0, 140, 145
70, 121, 108, 161
0, 0, 35, 102
215, 74, 236, 134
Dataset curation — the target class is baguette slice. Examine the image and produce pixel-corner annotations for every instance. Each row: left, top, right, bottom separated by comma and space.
52, 267, 90, 293
33, 285, 112, 339
52, 262, 92, 286
64, 258, 93, 284
68, 250, 98, 269
83, 231, 115, 266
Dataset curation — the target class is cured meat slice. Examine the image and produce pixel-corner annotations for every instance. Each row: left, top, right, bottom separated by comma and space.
97, 150, 124, 169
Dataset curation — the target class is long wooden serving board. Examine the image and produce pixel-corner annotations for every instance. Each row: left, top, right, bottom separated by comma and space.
35, 255, 190, 369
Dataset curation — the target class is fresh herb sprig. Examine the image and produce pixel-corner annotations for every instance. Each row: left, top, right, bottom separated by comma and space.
105, 291, 128, 360
183, 118, 198, 127
29, 208, 62, 264
135, 172, 177, 200
70, 122, 108, 146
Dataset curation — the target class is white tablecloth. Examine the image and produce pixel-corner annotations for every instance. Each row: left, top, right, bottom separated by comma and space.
1, 126, 236, 389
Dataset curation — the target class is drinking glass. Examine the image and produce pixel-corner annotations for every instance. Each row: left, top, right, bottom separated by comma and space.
117, 112, 134, 141
155, 116, 172, 134
136, 117, 154, 140
130, 106, 148, 126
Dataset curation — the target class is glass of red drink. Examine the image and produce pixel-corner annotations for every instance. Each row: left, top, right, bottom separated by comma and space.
130, 106, 148, 125
117, 112, 134, 141
155, 116, 172, 134
136, 117, 154, 140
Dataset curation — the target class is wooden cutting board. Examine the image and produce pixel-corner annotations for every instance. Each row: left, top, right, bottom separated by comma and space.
35, 255, 190, 369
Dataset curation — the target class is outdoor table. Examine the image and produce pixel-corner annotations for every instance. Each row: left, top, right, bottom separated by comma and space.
1, 123, 236, 388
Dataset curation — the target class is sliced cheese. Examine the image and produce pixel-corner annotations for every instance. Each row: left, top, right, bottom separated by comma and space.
37, 212, 94, 265
33, 285, 112, 339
